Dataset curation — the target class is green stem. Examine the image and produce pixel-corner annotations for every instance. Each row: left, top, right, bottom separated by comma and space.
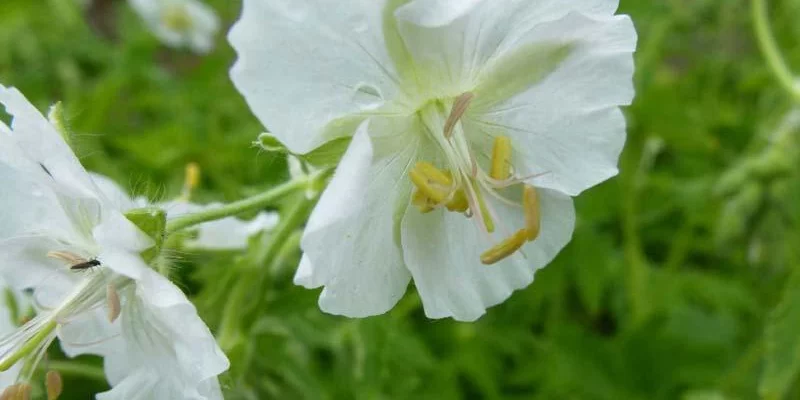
752, 0, 800, 103
46, 360, 107, 382
218, 196, 316, 351
165, 171, 325, 235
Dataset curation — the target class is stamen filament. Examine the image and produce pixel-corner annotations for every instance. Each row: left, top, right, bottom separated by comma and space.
473, 185, 495, 233
0, 320, 56, 372
480, 229, 528, 265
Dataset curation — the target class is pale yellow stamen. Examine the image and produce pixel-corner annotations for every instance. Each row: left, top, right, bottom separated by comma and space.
0, 383, 32, 400
409, 162, 469, 212
443, 92, 474, 139
46, 371, 63, 400
47, 251, 86, 266
480, 229, 528, 265
489, 136, 512, 181
106, 284, 121, 323
180, 162, 201, 201
523, 185, 541, 242
411, 190, 435, 213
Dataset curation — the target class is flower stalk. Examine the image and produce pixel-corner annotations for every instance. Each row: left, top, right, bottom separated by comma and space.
752, 0, 800, 103
165, 168, 330, 235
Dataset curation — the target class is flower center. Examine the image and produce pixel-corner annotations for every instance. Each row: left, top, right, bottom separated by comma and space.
409, 93, 542, 265
162, 5, 193, 33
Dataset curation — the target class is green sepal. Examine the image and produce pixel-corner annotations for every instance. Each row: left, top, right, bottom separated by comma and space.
300, 136, 352, 168
125, 207, 167, 263
47, 102, 74, 147
255, 132, 289, 153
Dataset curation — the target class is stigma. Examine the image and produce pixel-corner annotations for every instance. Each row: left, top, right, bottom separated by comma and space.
409, 93, 542, 265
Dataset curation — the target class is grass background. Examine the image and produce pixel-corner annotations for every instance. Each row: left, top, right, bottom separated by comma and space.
1, 0, 800, 398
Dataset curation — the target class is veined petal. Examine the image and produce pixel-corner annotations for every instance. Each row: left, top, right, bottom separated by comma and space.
0, 84, 99, 199
229, 0, 406, 154
394, 0, 484, 27
466, 11, 636, 196
0, 236, 75, 300
391, 0, 624, 96
299, 121, 417, 317
400, 188, 574, 321
95, 272, 228, 400
0, 163, 76, 241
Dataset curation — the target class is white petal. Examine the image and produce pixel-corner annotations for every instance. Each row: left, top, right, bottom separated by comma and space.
299, 121, 417, 317
109, 271, 228, 398
0, 236, 75, 298
293, 254, 318, 288
0, 280, 22, 388
130, 0, 220, 54
391, 0, 624, 97
57, 307, 121, 359
0, 163, 75, 240
401, 188, 575, 321
394, 0, 484, 27
90, 173, 137, 211
229, 0, 404, 154
465, 11, 636, 195
0, 84, 98, 199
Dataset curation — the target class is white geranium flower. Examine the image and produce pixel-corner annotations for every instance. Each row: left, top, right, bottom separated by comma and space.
231, 0, 636, 321
129, 0, 220, 53
0, 281, 21, 392
0, 85, 228, 397
90, 173, 280, 251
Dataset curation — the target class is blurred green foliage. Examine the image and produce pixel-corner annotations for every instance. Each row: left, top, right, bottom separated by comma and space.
1, 0, 799, 399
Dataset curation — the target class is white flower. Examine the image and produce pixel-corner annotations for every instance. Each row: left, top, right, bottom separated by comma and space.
0, 84, 228, 397
0, 281, 21, 391
129, 0, 220, 53
90, 173, 280, 251
231, 0, 636, 321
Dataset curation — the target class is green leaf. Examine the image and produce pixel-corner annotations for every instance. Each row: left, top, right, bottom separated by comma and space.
760, 268, 800, 400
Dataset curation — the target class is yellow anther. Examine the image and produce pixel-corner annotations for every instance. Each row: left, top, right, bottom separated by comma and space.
185, 162, 201, 190
412, 190, 435, 213
409, 162, 453, 204
180, 162, 201, 201
0, 383, 32, 400
489, 136, 512, 181
480, 229, 528, 265
46, 371, 63, 400
523, 185, 541, 242
445, 189, 469, 213
444, 92, 475, 138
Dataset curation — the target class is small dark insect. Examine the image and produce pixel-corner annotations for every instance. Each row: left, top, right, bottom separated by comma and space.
70, 258, 102, 271
47, 251, 102, 272
39, 162, 53, 177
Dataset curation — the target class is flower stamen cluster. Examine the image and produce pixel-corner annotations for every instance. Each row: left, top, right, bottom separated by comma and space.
409, 93, 542, 265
